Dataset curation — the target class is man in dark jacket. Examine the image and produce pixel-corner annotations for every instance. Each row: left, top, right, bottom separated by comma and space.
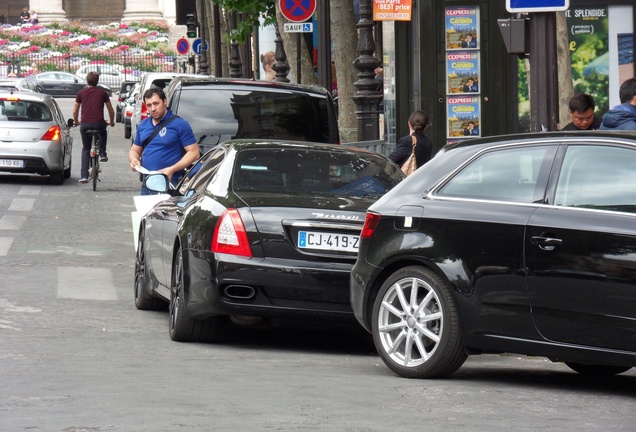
600, 78, 636, 130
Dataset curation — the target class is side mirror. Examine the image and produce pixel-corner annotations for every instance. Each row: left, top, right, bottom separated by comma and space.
144, 173, 170, 193
67, 118, 74, 128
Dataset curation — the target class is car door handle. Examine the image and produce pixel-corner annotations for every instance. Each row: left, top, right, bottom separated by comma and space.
531, 235, 563, 251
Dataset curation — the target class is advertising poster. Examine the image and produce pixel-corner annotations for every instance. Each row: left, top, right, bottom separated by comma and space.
373, 0, 412, 21
445, 6, 479, 50
447, 51, 480, 94
447, 96, 480, 138
564, 7, 609, 113
617, 33, 634, 86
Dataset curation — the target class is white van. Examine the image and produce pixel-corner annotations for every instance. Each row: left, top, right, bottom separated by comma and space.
130, 72, 201, 142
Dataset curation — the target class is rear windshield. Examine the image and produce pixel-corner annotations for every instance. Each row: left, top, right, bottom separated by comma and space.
0, 99, 51, 121
173, 88, 334, 145
232, 148, 403, 198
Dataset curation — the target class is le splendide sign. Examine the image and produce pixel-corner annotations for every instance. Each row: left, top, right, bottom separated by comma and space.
373, 0, 412, 22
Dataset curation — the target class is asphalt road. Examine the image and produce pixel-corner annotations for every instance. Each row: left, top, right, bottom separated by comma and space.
1, 96, 635, 431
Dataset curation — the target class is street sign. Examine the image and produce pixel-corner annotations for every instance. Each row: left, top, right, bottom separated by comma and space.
279, 0, 316, 23
283, 23, 313, 33
192, 38, 204, 55
176, 38, 190, 55
506, 0, 569, 13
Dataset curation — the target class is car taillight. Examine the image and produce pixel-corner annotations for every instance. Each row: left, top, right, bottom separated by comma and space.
211, 209, 252, 257
40, 125, 60, 141
141, 103, 147, 119
360, 211, 381, 238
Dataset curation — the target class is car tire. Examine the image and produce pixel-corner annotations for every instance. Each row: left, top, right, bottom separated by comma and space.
124, 124, 131, 139
116, 111, 122, 123
49, 170, 64, 185
64, 154, 72, 179
372, 265, 467, 378
169, 247, 220, 343
565, 362, 631, 376
134, 225, 169, 311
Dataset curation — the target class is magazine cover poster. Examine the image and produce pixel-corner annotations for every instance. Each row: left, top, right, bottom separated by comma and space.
445, 6, 479, 50
447, 51, 480, 94
447, 95, 480, 138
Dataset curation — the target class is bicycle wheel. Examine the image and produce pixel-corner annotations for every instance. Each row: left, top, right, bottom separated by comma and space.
91, 134, 100, 191
91, 156, 99, 191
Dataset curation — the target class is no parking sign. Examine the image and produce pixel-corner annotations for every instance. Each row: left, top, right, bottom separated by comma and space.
279, 0, 316, 22
176, 38, 190, 55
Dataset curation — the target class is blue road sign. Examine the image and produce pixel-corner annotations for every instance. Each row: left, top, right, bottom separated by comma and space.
176, 38, 189, 55
192, 38, 202, 55
506, 0, 569, 13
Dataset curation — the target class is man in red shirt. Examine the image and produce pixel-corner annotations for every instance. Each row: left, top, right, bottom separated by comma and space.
73, 71, 115, 183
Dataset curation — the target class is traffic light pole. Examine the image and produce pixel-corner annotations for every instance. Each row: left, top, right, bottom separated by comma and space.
528, 13, 559, 131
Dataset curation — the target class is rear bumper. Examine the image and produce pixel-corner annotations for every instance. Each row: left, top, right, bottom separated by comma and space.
184, 248, 356, 322
0, 140, 66, 175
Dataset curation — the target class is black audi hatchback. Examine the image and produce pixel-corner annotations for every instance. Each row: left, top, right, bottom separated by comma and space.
351, 131, 636, 378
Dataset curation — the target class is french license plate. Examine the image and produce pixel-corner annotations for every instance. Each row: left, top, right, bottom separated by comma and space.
298, 231, 359, 253
0, 159, 23, 168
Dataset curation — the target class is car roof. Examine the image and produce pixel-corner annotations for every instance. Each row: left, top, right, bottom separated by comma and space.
165, 76, 331, 97
443, 130, 636, 149
218, 139, 386, 155
0, 91, 53, 102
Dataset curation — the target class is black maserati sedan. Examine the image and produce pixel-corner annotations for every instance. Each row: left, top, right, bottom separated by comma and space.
135, 140, 404, 342
351, 131, 636, 378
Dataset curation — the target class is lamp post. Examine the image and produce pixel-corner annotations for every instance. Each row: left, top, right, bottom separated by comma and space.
196, 0, 209, 75
352, 0, 382, 141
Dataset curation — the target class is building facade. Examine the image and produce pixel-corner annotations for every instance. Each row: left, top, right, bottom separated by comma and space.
1, 0, 177, 25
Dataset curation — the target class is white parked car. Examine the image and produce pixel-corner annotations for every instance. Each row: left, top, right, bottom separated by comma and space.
75, 64, 138, 89
130, 72, 200, 141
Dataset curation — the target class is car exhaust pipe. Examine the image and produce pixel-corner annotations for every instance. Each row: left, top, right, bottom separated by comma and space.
223, 285, 256, 300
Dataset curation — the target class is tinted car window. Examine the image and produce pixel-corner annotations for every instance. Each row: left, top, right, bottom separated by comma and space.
232, 148, 402, 197
438, 146, 554, 203
554, 145, 636, 212
0, 100, 51, 121
175, 88, 333, 145
180, 146, 228, 195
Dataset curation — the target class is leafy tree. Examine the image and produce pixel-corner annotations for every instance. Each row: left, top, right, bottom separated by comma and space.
212, 0, 276, 43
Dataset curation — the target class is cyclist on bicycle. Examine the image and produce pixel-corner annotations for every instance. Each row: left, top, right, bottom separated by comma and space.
73, 71, 115, 184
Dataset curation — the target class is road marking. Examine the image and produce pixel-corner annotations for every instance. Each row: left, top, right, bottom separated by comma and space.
0, 298, 42, 313
0, 215, 27, 230
57, 267, 118, 300
8, 198, 35, 212
0, 237, 13, 256
18, 186, 41, 196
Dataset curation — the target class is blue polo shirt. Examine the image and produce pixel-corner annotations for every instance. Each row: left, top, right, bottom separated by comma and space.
133, 110, 197, 178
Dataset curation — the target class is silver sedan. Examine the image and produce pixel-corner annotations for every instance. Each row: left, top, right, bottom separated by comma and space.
0, 92, 73, 184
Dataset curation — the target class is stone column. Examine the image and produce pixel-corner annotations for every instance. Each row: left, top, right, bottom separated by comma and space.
122, 0, 163, 22
160, 0, 176, 25
28, 0, 67, 25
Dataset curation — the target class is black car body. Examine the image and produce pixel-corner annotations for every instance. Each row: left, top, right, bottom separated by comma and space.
164, 77, 340, 153
351, 131, 636, 378
26, 72, 112, 97
135, 140, 404, 342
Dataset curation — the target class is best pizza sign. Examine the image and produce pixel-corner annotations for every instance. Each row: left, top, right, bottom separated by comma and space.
373, 0, 412, 21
